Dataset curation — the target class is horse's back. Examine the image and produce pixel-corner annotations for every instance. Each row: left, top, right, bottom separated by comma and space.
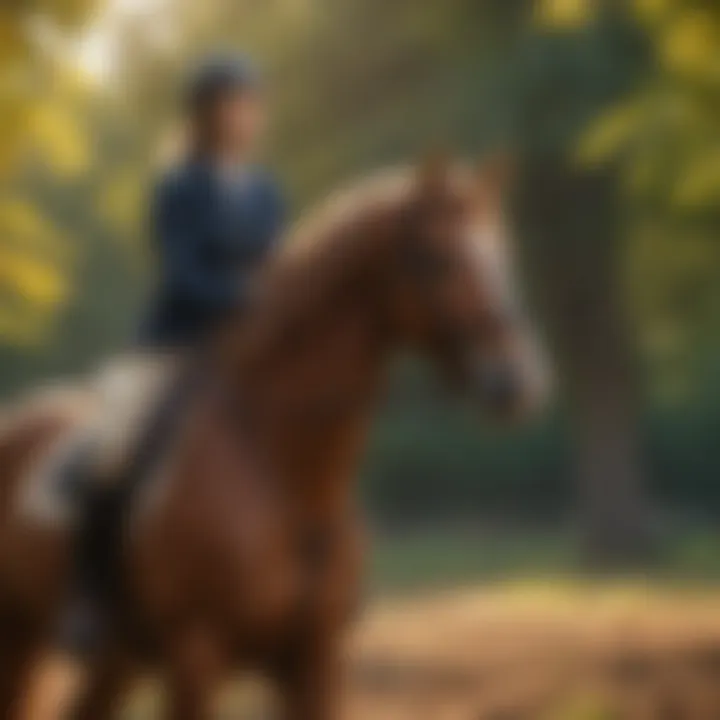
0, 385, 95, 616
0, 386, 94, 517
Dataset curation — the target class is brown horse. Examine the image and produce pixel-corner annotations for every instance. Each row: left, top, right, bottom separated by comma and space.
0, 158, 547, 719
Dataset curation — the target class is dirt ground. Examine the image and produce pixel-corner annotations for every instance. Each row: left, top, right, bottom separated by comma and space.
117, 582, 720, 718
344, 583, 720, 719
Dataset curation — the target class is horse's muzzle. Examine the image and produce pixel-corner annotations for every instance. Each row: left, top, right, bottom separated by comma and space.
475, 360, 524, 418
472, 343, 551, 421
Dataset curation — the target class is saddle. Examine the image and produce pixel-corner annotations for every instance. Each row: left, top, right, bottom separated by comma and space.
19, 353, 197, 567
72, 357, 200, 607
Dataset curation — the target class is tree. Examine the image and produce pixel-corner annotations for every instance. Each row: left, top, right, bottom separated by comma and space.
512, 0, 720, 558
3, 0, 719, 533
0, 1, 97, 345
579, 0, 720, 396
510, 4, 657, 562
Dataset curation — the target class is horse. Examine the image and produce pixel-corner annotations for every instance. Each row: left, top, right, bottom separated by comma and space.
0, 157, 547, 719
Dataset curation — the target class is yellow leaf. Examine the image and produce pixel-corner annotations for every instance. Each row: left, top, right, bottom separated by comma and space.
98, 169, 145, 236
624, 150, 658, 195
30, 102, 90, 177
633, 0, 675, 25
0, 197, 73, 343
0, 198, 71, 262
34, 0, 97, 29
0, 307, 48, 345
660, 10, 720, 77
575, 99, 645, 166
0, 198, 55, 241
535, 0, 596, 29
0, 248, 68, 308
672, 150, 720, 208
0, 11, 29, 60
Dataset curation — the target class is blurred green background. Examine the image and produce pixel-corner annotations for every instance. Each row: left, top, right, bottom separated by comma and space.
2, 0, 720, 568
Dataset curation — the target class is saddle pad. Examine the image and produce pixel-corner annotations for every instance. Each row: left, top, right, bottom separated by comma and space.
15, 354, 190, 528
18, 424, 95, 527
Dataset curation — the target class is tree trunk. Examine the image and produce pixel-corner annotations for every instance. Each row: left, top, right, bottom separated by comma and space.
514, 157, 655, 564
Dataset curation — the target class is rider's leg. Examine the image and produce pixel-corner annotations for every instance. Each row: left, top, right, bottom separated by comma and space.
67, 636, 136, 720
60, 353, 186, 658
61, 478, 124, 657
0, 615, 41, 720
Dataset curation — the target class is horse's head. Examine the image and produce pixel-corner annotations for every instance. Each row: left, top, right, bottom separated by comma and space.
386, 156, 550, 420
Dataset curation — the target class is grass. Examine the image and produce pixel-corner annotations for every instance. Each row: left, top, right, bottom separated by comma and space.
367, 526, 720, 595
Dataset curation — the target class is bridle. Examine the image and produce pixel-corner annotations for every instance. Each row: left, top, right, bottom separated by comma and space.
393, 200, 487, 380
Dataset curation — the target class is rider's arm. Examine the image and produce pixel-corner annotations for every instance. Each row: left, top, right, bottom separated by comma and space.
260, 172, 287, 252
152, 174, 240, 312
231, 172, 287, 304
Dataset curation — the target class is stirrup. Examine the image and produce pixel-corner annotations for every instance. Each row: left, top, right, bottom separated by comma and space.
57, 596, 106, 659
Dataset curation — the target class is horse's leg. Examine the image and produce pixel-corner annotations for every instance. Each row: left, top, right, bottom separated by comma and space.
0, 620, 41, 720
276, 639, 343, 720
163, 627, 224, 720
67, 641, 135, 720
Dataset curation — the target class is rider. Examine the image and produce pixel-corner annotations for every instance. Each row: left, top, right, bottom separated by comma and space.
63, 53, 286, 656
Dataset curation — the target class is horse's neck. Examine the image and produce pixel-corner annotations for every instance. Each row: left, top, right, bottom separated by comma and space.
236, 237, 391, 520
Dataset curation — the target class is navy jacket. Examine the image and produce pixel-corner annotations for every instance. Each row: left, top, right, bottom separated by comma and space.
140, 162, 285, 348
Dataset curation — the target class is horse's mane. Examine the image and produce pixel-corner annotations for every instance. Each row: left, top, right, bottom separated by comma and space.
274, 161, 478, 268
225, 168, 416, 366
277, 166, 413, 264
228, 162, 477, 363
244, 168, 415, 342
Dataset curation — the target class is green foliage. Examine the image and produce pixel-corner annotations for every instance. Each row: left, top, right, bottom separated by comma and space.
1, 0, 720, 529
0, 3, 98, 344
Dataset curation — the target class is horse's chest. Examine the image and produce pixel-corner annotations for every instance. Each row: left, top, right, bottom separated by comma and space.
144, 514, 358, 655
134, 430, 363, 661
229, 525, 351, 646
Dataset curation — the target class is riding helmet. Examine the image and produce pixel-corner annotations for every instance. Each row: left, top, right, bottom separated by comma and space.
185, 53, 262, 111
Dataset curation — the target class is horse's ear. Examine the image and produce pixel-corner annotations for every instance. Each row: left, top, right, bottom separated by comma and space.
417, 151, 451, 193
